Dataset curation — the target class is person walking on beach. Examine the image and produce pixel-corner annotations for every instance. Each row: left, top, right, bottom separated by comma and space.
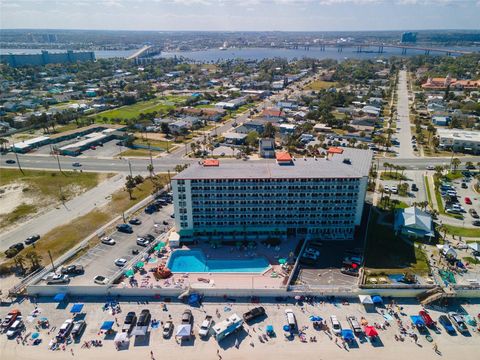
433, 343, 438, 353
150, 350, 155, 359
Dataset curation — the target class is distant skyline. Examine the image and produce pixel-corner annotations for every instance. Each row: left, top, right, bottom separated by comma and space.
1, 0, 480, 32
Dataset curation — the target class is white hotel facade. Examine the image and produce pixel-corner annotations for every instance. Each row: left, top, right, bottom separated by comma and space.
172, 148, 372, 242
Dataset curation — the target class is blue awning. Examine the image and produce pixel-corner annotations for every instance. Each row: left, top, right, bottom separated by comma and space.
70, 303, 84, 313
100, 321, 114, 330
372, 295, 383, 304
341, 329, 355, 340
53, 293, 67, 302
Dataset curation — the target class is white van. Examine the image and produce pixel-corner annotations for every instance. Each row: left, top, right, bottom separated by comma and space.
6, 320, 23, 338
285, 309, 297, 331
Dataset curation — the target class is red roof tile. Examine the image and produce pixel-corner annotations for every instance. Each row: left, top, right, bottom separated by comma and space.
203, 159, 220, 167
275, 152, 292, 162
327, 147, 344, 154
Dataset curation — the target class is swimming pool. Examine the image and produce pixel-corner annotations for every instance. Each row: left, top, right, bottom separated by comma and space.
167, 249, 270, 273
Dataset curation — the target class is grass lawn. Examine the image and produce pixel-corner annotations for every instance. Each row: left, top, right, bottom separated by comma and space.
444, 172, 463, 181
364, 212, 430, 275
0, 175, 169, 269
305, 80, 338, 90
134, 137, 171, 149
443, 224, 480, 238
93, 98, 179, 122
0, 204, 37, 227
118, 149, 160, 157
424, 176, 433, 207
380, 172, 409, 181
54, 122, 81, 134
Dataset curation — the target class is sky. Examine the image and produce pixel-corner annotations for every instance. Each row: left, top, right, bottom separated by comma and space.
1, 0, 480, 32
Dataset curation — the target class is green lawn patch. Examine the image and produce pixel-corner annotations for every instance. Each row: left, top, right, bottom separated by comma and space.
364, 212, 429, 275
424, 176, 433, 207
443, 224, 480, 238
305, 80, 338, 90
94, 98, 180, 122
380, 172, 409, 181
0, 203, 37, 227
119, 149, 160, 157
444, 172, 463, 181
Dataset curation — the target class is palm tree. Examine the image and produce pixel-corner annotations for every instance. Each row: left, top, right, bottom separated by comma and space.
0, 137, 8, 152
451, 158, 461, 173
14, 254, 26, 273
25, 251, 42, 269
125, 175, 136, 200
147, 163, 154, 178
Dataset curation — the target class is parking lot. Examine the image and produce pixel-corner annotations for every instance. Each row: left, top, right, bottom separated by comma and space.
80, 141, 123, 158
294, 240, 361, 288
438, 171, 479, 222
60, 202, 174, 286
380, 170, 428, 206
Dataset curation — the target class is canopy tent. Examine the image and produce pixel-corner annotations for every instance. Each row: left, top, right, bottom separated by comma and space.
410, 315, 425, 327
114, 331, 129, 345
124, 269, 135, 278
175, 324, 191, 338
364, 326, 378, 337
341, 329, 355, 341
358, 295, 373, 304
372, 295, 383, 304
100, 321, 114, 331
188, 293, 200, 306
135, 261, 145, 268
154, 242, 166, 251
131, 326, 149, 336
53, 293, 67, 302
437, 244, 457, 259
468, 243, 480, 252
70, 303, 84, 314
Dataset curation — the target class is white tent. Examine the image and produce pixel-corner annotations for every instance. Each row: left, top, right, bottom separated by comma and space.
175, 324, 191, 338
169, 232, 180, 248
468, 243, 480, 252
358, 295, 374, 304
437, 244, 457, 259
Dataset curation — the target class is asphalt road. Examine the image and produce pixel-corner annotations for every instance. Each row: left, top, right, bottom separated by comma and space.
394, 70, 415, 159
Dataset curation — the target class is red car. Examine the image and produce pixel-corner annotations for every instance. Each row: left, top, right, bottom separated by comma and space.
465, 197, 472, 205
419, 310, 435, 327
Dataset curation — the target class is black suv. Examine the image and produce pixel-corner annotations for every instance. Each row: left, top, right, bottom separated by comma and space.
25, 234, 40, 245
61, 265, 84, 275
137, 309, 151, 327
243, 307, 266, 323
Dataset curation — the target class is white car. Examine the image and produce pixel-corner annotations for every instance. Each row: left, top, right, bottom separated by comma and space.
285, 309, 297, 332
330, 315, 342, 335
390, 186, 398, 194
94, 275, 109, 285
426, 165, 434, 170
384, 185, 390, 193
114, 258, 127, 267
198, 315, 213, 338
101, 237, 116, 245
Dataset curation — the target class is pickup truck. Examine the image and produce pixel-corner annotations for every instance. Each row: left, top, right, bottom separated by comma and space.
198, 315, 213, 338
243, 307, 266, 323
122, 312, 137, 333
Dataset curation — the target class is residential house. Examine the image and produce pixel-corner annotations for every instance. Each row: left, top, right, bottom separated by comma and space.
261, 107, 285, 120
259, 138, 275, 158
432, 115, 450, 126
169, 120, 189, 134
223, 132, 247, 145
394, 206, 434, 239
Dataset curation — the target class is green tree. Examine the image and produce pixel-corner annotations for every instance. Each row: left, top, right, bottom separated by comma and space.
451, 157, 461, 173
245, 131, 259, 148
263, 122, 276, 138
25, 251, 42, 270
125, 175, 136, 200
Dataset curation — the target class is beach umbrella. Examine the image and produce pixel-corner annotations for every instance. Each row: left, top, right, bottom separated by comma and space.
266, 325, 274, 332
70, 303, 84, 314
154, 242, 166, 251
278, 258, 287, 265
100, 321, 114, 331
364, 326, 378, 337
124, 269, 134, 278
341, 329, 355, 341
31, 332, 40, 339
283, 325, 291, 332
136, 261, 145, 268
372, 295, 383, 304
53, 293, 67, 302
309, 315, 323, 322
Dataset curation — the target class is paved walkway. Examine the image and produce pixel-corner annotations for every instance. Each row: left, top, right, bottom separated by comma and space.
0, 173, 125, 251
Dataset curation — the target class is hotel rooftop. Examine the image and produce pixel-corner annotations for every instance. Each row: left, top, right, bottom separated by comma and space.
174, 147, 372, 180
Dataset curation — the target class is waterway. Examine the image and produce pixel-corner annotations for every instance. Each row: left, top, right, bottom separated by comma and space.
2, 45, 479, 62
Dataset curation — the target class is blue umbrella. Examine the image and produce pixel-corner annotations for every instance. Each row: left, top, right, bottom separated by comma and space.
309, 315, 323, 322
372, 295, 383, 304
188, 293, 200, 306
283, 325, 291, 332
70, 303, 84, 313
53, 293, 67, 302
266, 325, 274, 332
100, 321, 114, 331
341, 329, 355, 341
410, 315, 425, 327
31, 332, 40, 339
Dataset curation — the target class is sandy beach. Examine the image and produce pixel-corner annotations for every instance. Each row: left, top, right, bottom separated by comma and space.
1, 297, 479, 360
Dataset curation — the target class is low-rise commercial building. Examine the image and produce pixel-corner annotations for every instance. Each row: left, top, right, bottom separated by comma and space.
172, 148, 372, 242
437, 128, 480, 154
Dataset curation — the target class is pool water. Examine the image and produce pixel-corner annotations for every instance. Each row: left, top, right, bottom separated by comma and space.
167, 249, 270, 273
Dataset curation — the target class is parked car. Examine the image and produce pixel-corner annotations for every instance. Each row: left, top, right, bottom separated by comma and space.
243, 307, 266, 323
56, 319, 74, 341
469, 209, 479, 218
466, 164, 476, 170
181, 309, 193, 325
465, 197, 472, 205
419, 310, 435, 328
71, 320, 86, 338
162, 321, 173, 338
137, 309, 151, 327
47, 274, 70, 285
472, 220, 480, 226
390, 186, 398, 194
115, 258, 128, 267
25, 234, 40, 245
129, 218, 142, 225
1, 310, 21, 330
448, 312, 469, 334
93, 275, 109, 285
145, 205, 158, 214
461, 182, 468, 189
116, 224, 133, 233
122, 312, 137, 333
330, 315, 342, 335
411, 183, 418, 191
438, 315, 455, 334
347, 316, 362, 334
60, 265, 84, 275
6, 320, 24, 338
198, 315, 213, 338
101, 237, 116, 245
285, 309, 297, 332
136, 238, 150, 246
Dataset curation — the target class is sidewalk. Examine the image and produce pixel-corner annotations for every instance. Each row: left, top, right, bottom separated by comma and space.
0, 173, 125, 251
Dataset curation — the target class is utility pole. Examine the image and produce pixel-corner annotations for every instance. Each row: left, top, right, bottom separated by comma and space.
48, 250, 56, 273
167, 170, 171, 192
148, 144, 153, 170
185, 143, 188, 156
128, 160, 133, 178
13, 150, 24, 174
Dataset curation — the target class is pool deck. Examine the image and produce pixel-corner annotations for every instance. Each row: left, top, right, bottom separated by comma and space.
118, 239, 296, 290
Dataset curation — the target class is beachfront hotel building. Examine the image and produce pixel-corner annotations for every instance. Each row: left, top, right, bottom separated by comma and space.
172, 148, 372, 241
